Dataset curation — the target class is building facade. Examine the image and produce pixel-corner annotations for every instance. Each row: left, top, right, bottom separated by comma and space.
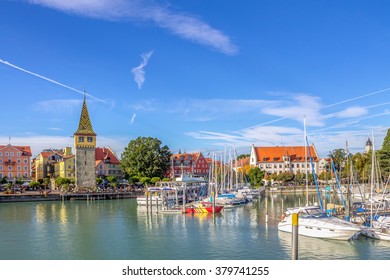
250, 144, 319, 175
74, 97, 97, 191
95, 147, 123, 180
0, 144, 32, 180
168, 152, 209, 179
35, 149, 64, 181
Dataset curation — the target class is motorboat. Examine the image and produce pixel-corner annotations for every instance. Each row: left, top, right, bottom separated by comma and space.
278, 205, 362, 241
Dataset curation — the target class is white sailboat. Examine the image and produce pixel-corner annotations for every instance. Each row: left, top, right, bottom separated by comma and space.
366, 133, 390, 241
278, 118, 362, 241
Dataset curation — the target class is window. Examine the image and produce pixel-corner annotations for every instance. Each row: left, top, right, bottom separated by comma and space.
5, 152, 9, 156
24, 173, 28, 177
10, 152, 14, 156
0, 166, 2, 171
17, 152, 21, 157
0, 152, 2, 156
24, 160, 28, 164
0, 159, 2, 164
17, 166, 21, 171
17, 159, 21, 164
8, 166, 12, 171
87, 136, 93, 142
24, 166, 27, 171
78, 136, 84, 142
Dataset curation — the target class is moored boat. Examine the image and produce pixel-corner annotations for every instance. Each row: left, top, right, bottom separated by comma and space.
278, 205, 362, 241
185, 202, 224, 214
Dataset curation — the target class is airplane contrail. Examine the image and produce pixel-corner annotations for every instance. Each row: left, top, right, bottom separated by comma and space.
0, 58, 107, 104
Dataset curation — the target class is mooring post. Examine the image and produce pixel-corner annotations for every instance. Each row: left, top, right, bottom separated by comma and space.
150, 192, 153, 214
292, 213, 299, 260
146, 191, 149, 212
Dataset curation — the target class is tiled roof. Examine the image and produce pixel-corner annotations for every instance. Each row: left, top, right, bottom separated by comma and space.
254, 146, 318, 162
74, 98, 96, 136
171, 153, 202, 161
95, 147, 120, 164
235, 157, 250, 166
0, 145, 32, 156
39, 150, 63, 158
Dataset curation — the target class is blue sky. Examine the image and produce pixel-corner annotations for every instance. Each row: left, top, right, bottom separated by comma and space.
1, 0, 389, 159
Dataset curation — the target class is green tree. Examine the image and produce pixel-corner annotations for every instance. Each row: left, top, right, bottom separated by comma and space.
0, 177, 7, 184
42, 178, 50, 191
294, 171, 304, 185
96, 177, 103, 186
328, 149, 347, 179
55, 177, 72, 192
378, 128, 390, 180
318, 172, 332, 181
352, 152, 370, 183
151, 177, 161, 185
248, 167, 265, 187
277, 172, 294, 184
121, 137, 172, 178
140, 177, 151, 186
30, 181, 40, 189
237, 154, 250, 160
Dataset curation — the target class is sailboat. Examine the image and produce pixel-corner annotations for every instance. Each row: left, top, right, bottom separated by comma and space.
365, 133, 390, 241
278, 118, 362, 241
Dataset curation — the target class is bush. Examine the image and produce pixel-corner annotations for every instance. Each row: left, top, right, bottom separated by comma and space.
151, 177, 161, 185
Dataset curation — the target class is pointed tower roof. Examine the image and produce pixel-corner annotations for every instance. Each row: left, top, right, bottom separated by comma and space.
74, 97, 96, 136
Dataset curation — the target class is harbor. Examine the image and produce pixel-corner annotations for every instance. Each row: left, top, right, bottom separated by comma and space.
1, 191, 390, 260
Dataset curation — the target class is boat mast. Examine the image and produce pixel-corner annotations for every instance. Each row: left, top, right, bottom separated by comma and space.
370, 130, 375, 228
304, 116, 309, 206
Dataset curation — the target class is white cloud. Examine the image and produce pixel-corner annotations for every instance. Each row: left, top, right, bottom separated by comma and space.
131, 50, 153, 89
130, 113, 136, 124
261, 95, 324, 126
332, 106, 368, 119
26, 0, 238, 55
187, 125, 303, 149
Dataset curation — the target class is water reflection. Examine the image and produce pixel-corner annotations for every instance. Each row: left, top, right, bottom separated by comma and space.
1, 193, 390, 260
278, 230, 359, 260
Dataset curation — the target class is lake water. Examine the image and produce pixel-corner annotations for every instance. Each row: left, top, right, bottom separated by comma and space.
1, 192, 390, 260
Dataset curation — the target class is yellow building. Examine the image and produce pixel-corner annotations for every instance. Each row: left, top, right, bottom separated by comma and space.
34, 149, 64, 181
54, 147, 75, 180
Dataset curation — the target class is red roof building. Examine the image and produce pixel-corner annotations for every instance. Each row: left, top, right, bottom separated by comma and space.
95, 147, 123, 179
167, 152, 209, 179
249, 144, 319, 175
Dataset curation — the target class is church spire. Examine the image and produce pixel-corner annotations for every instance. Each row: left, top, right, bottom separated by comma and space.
75, 96, 96, 136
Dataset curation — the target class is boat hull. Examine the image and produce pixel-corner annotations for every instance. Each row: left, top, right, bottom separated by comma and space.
278, 218, 361, 241
185, 204, 224, 214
